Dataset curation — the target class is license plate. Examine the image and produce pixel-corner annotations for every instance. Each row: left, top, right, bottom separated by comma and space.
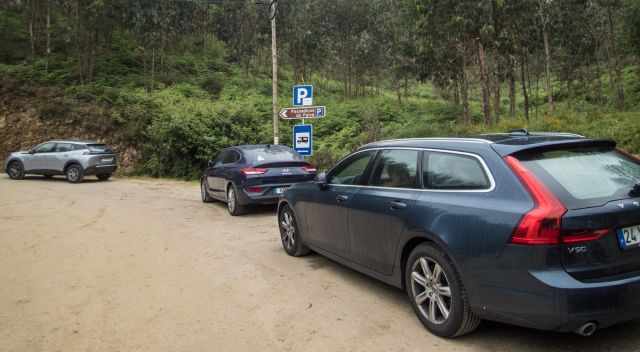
617, 225, 640, 249
101, 158, 114, 164
274, 187, 288, 195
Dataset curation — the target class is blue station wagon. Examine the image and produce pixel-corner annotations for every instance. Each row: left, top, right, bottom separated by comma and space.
277, 130, 640, 338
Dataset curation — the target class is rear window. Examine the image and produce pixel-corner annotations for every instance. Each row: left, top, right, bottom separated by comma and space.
518, 146, 640, 209
87, 144, 113, 153
243, 146, 302, 165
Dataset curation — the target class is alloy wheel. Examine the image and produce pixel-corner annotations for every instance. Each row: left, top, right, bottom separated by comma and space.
67, 168, 79, 182
280, 210, 296, 250
8, 163, 21, 178
227, 188, 236, 212
410, 256, 452, 325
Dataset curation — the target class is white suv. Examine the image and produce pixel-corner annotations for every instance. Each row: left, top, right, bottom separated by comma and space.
4, 140, 117, 183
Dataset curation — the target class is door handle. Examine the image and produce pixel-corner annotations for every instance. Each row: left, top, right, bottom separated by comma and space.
336, 194, 349, 203
390, 201, 407, 210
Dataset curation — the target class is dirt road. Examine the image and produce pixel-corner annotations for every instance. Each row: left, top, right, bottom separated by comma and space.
1, 176, 640, 352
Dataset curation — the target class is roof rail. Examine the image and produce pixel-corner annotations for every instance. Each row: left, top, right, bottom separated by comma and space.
509, 128, 529, 136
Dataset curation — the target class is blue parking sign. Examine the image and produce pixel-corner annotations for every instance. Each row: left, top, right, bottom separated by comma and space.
293, 124, 313, 156
293, 85, 313, 106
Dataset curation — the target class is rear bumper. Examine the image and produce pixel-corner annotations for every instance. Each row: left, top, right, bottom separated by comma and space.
530, 269, 640, 332
84, 164, 117, 176
236, 184, 291, 205
477, 266, 640, 332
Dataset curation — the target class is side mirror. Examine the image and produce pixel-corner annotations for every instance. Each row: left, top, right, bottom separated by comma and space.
29, 149, 36, 154
315, 172, 329, 190
207, 160, 214, 168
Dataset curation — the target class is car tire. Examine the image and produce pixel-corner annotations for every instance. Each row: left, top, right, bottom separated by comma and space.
201, 178, 214, 203
65, 164, 84, 183
278, 204, 311, 257
97, 173, 111, 181
405, 243, 480, 338
226, 184, 247, 216
6, 160, 25, 180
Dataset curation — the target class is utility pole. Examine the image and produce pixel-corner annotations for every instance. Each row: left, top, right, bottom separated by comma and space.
270, 0, 279, 145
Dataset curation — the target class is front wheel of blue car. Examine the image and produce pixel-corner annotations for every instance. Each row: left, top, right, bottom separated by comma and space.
406, 243, 480, 338
278, 204, 310, 257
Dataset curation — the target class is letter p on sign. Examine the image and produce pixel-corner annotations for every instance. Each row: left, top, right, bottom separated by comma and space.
293, 85, 313, 106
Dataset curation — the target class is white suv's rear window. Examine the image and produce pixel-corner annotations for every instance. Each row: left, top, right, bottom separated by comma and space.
518, 147, 640, 209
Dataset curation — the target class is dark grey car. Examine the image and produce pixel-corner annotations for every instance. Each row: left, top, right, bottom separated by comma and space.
277, 131, 640, 338
4, 140, 118, 183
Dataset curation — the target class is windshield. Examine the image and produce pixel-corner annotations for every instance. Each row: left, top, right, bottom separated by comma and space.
243, 146, 303, 165
518, 146, 640, 209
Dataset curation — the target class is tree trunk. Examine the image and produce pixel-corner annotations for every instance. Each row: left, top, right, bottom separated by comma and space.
520, 51, 530, 121
542, 28, 554, 114
45, 0, 51, 72
509, 57, 516, 118
29, 0, 35, 58
478, 41, 492, 125
493, 60, 501, 124
453, 78, 460, 106
461, 55, 470, 125
151, 48, 156, 91
607, 7, 625, 110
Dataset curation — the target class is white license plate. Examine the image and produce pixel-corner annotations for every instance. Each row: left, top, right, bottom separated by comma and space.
101, 158, 114, 163
274, 187, 287, 195
618, 225, 640, 249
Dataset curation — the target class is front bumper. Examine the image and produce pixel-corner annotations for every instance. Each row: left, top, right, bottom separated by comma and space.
84, 164, 117, 176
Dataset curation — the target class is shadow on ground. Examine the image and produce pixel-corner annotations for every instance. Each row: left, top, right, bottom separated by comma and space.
16, 175, 104, 183
304, 253, 640, 352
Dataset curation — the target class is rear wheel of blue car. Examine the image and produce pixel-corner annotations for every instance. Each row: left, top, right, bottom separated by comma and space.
226, 185, 246, 216
7, 161, 25, 180
278, 204, 310, 257
406, 243, 480, 338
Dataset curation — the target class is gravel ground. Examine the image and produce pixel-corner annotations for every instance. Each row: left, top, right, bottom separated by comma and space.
1, 175, 640, 352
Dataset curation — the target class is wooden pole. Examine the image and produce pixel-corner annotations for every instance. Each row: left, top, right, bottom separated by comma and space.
271, 0, 279, 145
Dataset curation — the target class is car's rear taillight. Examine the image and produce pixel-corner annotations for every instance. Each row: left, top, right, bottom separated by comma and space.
241, 167, 267, 175
504, 156, 567, 245
302, 165, 317, 173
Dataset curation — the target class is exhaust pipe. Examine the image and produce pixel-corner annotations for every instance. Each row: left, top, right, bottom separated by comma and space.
575, 322, 598, 337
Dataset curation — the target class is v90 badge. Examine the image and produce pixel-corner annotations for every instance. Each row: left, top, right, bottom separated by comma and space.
567, 245, 588, 255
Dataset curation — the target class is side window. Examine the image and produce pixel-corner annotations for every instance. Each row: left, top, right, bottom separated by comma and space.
55, 143, 73, 152
213, 152, 226, 167
73, 144, 87, 151
223, 150, 240, 164
33, 142, 56, 153
368, 149, 419, 188
424, 152, 490, 190
329, 150, 376, 185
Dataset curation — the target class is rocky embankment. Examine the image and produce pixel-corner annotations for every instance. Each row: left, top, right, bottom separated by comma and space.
0, 79, 138, 172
